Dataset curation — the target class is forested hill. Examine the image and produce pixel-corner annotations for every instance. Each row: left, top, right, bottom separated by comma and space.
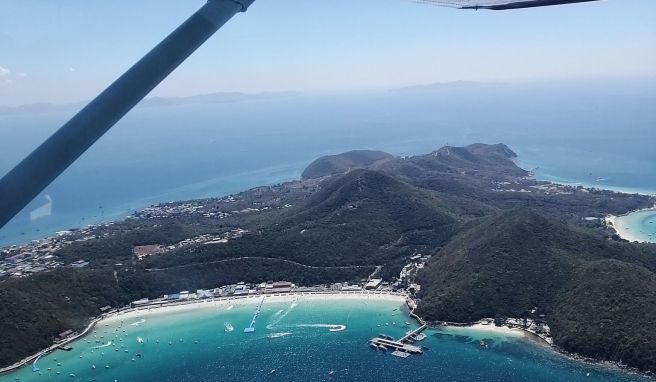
301, 150, 393, 179
1, 143, 655, 373
416, 208, 656, 371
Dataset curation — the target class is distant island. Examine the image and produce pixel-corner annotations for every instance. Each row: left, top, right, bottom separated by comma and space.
0, 90, 301, 116
390, 80, 508, 92
1, 143, 655, 375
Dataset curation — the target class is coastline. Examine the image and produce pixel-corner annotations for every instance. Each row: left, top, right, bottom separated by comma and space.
435, 320, 654, 379
605, 206, 656, 243
0, 291, 409, 375
3, 290, 653, 380
0, 316, 103, 374
102, 291, 409, 324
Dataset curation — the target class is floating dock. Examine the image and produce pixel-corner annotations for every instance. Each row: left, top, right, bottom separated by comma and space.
31, 355, 41, 372
244, 298, 265, 333
369, 337, 422, 354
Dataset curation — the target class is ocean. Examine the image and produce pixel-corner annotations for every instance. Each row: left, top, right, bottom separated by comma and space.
1, 79, 655, 244
0, 295, 650, 382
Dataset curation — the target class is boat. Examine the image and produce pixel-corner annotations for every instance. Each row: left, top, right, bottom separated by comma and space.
378, 344, 387, 352
379, 334, 394, 341
413, 333, 426, 341
391, 350, 411, 358
224, 322, 234, 332
58, 346, 73, 351
369, 342, 378, 350
479, 340, 489, 349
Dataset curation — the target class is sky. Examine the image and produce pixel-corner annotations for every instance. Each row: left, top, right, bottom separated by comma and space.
0, 0, 655, 106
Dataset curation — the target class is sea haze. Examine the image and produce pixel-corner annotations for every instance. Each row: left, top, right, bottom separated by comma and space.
0, 79, 654, 245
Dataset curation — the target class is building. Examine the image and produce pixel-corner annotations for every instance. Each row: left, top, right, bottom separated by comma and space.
58, 330, 74, 340
132, 298, 150, 306
365, 278, 382, 290
271, 281, 292, 293
70, 260, 89, 268
133, 245, 166, 260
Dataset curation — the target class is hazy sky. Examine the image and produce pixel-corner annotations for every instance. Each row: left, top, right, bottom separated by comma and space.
1, 0, 655, 106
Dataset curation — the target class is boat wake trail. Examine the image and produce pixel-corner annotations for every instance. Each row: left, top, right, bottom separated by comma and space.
296, 324, 347, 332
226, 305, 234, 311
266, 302, 297, 329
267, 332, 292, 339
92, 341, 113, 349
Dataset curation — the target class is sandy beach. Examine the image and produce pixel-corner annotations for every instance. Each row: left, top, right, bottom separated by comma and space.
465, 322, 526, 337
605, 207, 656, 243
101, 291, 409, 325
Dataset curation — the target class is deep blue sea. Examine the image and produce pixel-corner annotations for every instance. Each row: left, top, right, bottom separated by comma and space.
1, 79, 655, 244
0, 296, 651, 382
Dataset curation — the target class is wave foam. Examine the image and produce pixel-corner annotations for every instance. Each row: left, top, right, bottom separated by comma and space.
296, 324, 346, 332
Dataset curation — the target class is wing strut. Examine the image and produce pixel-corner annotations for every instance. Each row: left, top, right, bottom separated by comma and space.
0, 0, 255, 229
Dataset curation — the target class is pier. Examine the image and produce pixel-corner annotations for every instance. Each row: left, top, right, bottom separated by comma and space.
369, 337, 423, 354
399, 324, 427, 342
244, 297, 265, 333
369, 321, 427, 357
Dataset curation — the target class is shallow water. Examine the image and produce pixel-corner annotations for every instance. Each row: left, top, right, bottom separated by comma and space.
1, 296, 650, 382
613, 209, 656, 243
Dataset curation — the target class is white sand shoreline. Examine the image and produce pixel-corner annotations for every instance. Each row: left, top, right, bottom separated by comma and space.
605, 206, 656, 243
101, 291, 409, 324
461, 322, 526, 337
0, 291, 409, 375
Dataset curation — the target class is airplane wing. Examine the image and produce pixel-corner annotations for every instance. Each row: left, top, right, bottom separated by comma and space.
415, 0, 600, 10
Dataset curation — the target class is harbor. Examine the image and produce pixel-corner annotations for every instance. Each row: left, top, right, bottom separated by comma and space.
368, 324, 428, 358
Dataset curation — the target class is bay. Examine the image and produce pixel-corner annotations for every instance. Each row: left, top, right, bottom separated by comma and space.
0, 295, 650, 382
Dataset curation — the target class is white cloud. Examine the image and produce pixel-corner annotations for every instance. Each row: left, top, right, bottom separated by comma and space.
16, 72, 27, 78
0, 66, 10, 76
68, 67, 76, 73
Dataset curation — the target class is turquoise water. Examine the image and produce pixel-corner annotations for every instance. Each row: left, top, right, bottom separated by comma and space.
614, 209, 656, 243
1, 296, 650, 382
